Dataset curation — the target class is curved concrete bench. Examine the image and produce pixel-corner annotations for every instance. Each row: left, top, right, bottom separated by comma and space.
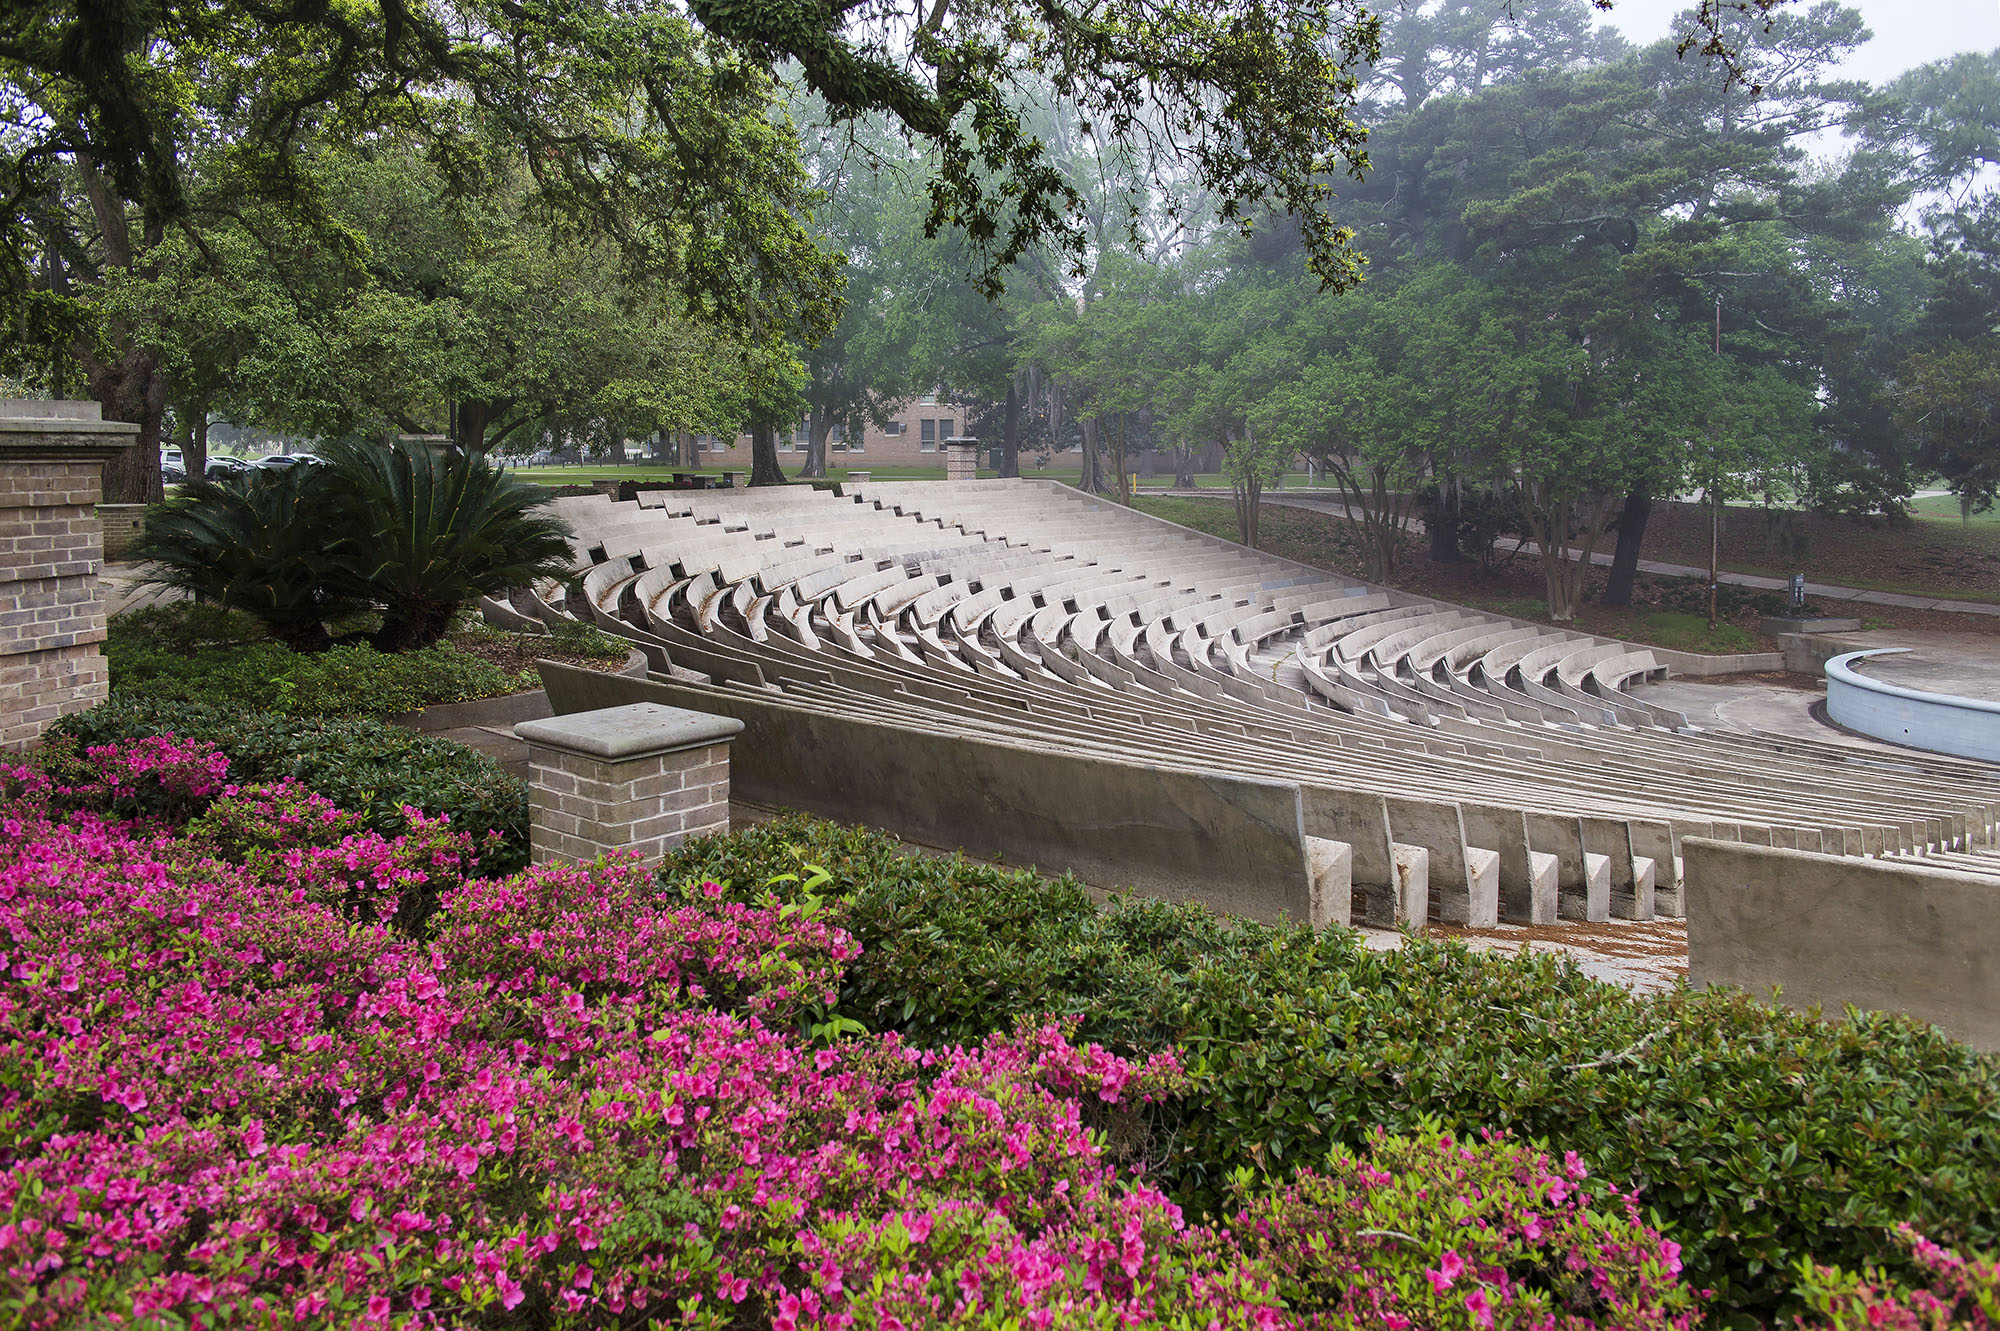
1337, 609, 1457, 663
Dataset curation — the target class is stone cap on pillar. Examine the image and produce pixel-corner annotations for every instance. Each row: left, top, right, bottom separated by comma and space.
516, 702, 744, 761
0, 400, 138, 462
943, 435, 981, 449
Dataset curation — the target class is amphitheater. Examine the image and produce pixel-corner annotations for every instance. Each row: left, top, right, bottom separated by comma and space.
499, 477, 2000, 933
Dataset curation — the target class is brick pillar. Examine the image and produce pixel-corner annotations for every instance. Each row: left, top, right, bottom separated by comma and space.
944, 436, 980, 482
0, 401, 137, 753
514, 702, 745, 864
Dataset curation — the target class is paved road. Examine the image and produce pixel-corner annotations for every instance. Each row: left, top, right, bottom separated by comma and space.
1179, 489, 2000, 619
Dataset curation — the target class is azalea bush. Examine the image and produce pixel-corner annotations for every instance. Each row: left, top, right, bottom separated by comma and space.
1797, 1227, 2000, 1330
0, 743, 1697, 1329
48, 696, 529, 870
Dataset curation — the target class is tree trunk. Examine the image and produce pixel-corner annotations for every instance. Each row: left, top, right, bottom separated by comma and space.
749, 423, 786, 486
187, 411, 209, 482
88, 346, 168, 505
1172, 444, 1198, 489
1426, 481, 1463, 563
1599, 488, 1652, 607
801, 404, 829, 479
74, 153, 168, 504
454, 400, 493, 454
1000, 380, 1022, 478
679, 430, 697, 468
1233, 476, 1263, 548
1078, 416, 1104, 493
607, 433, 627, 464
371, 599, 461, 654
1113, 412, 1131, 504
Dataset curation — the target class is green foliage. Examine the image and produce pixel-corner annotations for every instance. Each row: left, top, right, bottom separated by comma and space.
315, 437, 577, 652
48, 697, 529, 872
129, 466, 371, 653
1238, 1125, 1699, 1329
656, 814, 2000, 1327
104, 602, 269, 655
131, 441, 576, 654
108, 636, 535, 719
1796, 1227, 2000, 1330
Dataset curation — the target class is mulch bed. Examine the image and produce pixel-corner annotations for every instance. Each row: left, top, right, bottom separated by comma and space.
446, 629, 636, 677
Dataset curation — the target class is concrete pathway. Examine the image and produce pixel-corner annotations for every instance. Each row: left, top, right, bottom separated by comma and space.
1178, 490, 2000, 618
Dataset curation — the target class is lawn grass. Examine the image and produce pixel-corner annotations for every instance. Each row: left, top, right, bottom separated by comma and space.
1907, 493, 2000, 524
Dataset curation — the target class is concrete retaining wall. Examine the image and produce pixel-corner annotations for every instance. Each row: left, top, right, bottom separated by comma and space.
536, 660, 1322, 925
1826, 648, 2000, 763
1686, 837, 2000, 1050
1778, 633, 1873, 675
1647, 645, 1787, 676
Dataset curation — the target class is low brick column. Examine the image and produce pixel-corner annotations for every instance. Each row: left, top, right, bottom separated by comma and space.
514, 702, 745, 864
944, 437, 980, 482
0, 400, 137, 752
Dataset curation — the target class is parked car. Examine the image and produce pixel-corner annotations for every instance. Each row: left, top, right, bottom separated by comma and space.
205, 456, 251, 479
253, 453, 325, 471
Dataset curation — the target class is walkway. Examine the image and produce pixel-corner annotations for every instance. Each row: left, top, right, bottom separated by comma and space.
1186, 490, 2000, 619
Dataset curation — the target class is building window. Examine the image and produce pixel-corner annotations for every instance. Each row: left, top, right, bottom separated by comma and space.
920, 391, 939, 406
920, 419, 936, 452
883, 421, 906, 437
936, 417, 954, 440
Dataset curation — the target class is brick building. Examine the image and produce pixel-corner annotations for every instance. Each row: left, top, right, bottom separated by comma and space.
683, 393, 972, 468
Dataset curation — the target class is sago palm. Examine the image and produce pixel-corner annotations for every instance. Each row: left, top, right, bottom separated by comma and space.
318, 438, 577, 653
131, 466, 369, 652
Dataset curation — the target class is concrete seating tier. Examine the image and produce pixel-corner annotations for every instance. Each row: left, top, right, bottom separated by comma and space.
519, 478, 1999, 932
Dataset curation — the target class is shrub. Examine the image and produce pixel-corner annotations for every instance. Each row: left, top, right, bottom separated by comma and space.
104, 601, 268, 655
0, 786, 1691, 1330
656, 814, 2000, 1326
317, 436, 576, 652
2, 731, 229, 824
1235, 1125, 1698, 1329
129, 463, 371, 652
129, 439, 575, 654
48, 697, 529, 871
1796, 1227, 2000, 1329
108, 620, 535, 719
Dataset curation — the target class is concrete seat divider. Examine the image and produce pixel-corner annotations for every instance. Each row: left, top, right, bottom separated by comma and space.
1463, 802, 1561, 924
1524, 812, 1612, 922
1383, 795, 1500, 928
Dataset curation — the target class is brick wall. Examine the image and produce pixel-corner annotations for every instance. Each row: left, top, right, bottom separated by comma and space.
0, 402, 135, 752
98, 503, 147, 561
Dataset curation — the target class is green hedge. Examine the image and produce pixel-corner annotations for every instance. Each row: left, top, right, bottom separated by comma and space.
107, 635, 534, 719
50, 697, 529, 872
656, 815, 2000, 1328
